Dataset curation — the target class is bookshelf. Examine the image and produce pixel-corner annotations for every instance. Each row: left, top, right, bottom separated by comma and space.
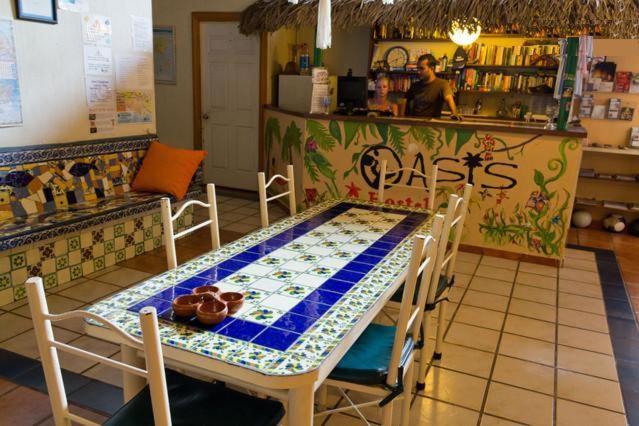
582, 146, 639, 156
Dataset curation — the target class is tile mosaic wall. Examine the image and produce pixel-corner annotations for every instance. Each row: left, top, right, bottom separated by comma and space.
0, 206, 193, 307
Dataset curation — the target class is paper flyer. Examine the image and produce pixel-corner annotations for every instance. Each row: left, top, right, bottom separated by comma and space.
131, 16, 152, 52
0, 20, 23, 127
116, 90, 153, 124
82, 14, 112, 46
83, 45, 112, 76
115, 54, 153, 90
58, 0, 89, 13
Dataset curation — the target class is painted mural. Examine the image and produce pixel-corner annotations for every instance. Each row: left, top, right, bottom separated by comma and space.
264, 110, 582, 259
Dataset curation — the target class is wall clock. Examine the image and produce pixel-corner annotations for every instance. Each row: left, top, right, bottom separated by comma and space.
384, 46, 409, 70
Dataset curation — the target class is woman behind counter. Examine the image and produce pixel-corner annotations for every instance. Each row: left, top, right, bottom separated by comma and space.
368, 76, 399, 117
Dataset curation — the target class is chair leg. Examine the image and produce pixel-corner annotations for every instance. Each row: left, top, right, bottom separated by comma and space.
401, 363, 415, 426
416, 312, 430, 390
434, 301, 447, 360
381, 400, 394, 426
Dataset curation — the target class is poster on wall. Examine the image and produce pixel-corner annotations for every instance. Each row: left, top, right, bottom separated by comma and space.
82, 14, 112, 46
131, 15, 152, 52
83, 45, 112, 76
0, 20, 23, 127
116, 90, 153, 124
115, 54, 153, 89
58, 0, 89, 13
153, 26, 176, 84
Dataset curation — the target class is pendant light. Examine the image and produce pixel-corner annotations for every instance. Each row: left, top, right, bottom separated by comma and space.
316, 0, 332, 49
448, 19, 481, 46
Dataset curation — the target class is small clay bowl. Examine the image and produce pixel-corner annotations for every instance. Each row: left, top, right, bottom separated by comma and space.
196, 292, 217, 303
193, 285, 220, 297
218, 292, 244, 315
196, 300, 228, 325
172, 294, 201, 317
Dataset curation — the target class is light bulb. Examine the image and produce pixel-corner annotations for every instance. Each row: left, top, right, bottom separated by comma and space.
448, 19, 481, 46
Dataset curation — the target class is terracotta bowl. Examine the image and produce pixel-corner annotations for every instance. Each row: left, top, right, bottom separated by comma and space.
218, 292, 244, 315
172, 294, 201, 318
196, 292, 217, 303
193, 285, 220, 297
196, 300, 228, 325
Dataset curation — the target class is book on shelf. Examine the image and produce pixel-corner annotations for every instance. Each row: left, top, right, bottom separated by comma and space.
596, 172, 614, 180
629, 127, 639, 148
467, 42, 559, 67
576, 197, 602, 206
591, 60, 617, 92
615, 174, 637, 182
630, 74, 639, 93
603, 200, 630, 210
608, 98, 621, 119
579, 94, 593, 118
614, 71, 632, 93
620, 102, 636, 121
579, 168, 596, 177
591, 104, 606, 119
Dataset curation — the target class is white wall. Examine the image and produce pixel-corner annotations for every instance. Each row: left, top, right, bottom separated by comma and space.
0, 0, 155, 148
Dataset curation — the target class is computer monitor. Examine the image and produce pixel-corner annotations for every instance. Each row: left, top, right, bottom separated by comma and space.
337, 76, 368, 111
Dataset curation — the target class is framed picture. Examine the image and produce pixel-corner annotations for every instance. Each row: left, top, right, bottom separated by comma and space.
153, 25, 177, 84
14, 0, 57, 24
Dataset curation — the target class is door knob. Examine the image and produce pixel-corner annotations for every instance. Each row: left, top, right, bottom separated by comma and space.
202, 113, 210, 120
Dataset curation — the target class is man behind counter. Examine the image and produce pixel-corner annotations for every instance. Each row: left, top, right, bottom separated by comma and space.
406, 54, 461, 120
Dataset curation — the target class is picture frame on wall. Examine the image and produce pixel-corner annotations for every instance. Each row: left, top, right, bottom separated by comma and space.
153, 25, 177, 84
14, 0, 57, 24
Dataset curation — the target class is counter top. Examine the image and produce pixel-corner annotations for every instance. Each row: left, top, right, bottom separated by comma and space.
265, 106, 587, 138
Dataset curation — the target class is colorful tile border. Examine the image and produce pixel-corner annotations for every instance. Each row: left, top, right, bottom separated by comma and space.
86, 199, 434, 376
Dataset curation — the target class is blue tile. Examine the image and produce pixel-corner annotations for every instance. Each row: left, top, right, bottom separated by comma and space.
601, 284, 629, 301
607, 317, 639, 341
272, 312, 316, 334
200, 316, 236, 333
604, 298, 635, 321
332, 269, 367, 284
380, 234, 408, 244
129, 297, 172, 314
246, 243, 274, 256
180, 275, 220, 290
155, 286, 191, 301
195, 267, 233, 282
218, 318, 266, 341
305, 289, 342, 306
353, 253, 383, 265
264, 239, 287, 250
217, 259, 249, 272
320, 279, 356, 294
232, 251, 262, 263
159, 308, 194, 323
253, 328, 301, 351
371, 241, 395, 251
291, 228, 309, 237
362, 247, 390, 258
343, 261, 376, 274
290, 300, 332, 318
270, 233, 294, 243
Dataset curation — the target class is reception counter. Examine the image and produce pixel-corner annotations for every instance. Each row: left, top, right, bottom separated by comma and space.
264, 106, 585, 263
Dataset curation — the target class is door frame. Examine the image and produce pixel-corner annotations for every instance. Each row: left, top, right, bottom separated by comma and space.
191, 12, 268, 173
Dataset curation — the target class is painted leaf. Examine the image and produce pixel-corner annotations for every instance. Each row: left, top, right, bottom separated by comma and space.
454, 129, 474, 154
376, 123, 389, 144
307, 120, 336, 151
309, 151, 335, 179
281, 121, 302, 162
265, 118, 281, 155
304, 153, 319, 182
329, 120, 342, 144
445, 128, 455, 146
534, 169, 545, 186
344, 121, 359, 149
410, 126, 437, 149
388, 125, 406, 156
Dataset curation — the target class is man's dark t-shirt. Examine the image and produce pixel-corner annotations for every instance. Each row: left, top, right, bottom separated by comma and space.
405, 78, 453, 118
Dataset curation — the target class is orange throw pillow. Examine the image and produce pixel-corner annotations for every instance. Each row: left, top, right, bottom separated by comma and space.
132, 141, 207, 200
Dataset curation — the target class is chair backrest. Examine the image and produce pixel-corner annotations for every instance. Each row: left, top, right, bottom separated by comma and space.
161, 183, 220, 270
257, 164, 296, 228
426, 184, 473, 304
25, 277, 171, 426
377, 160, 439, 210
386, 214, 444, 386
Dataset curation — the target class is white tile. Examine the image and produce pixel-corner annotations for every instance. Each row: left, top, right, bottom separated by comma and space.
261, 294, 299, 311
250, 278, 286, 292
239, 264, 274, 277
291, 273, 326, 288
305, 246, 334, 256
269, 249, 299, 260
317, 257, 349, 269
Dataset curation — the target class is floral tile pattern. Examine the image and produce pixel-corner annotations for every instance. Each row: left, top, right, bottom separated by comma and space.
86, 199, 433, 376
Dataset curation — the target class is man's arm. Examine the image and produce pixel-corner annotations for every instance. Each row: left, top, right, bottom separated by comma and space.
445, 94, 458, 115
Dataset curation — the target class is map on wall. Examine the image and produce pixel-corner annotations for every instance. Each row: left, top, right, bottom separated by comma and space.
0, 20, 23, 127
153, 26, 176, 84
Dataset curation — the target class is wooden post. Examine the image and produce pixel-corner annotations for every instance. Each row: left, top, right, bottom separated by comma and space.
287, 164, 297, 216
207, 184, 221, 250
378, 160, 387, 202
258, 172, 269, 228
428, 164, 439, 211
161, 198, 177, 270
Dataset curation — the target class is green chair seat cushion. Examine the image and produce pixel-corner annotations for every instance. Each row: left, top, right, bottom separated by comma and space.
104, 369, 284, 426
390, 274, 450, 305
328, 323, 414, 385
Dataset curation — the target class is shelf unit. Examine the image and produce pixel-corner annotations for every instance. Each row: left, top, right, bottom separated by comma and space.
582, 146, 639, 156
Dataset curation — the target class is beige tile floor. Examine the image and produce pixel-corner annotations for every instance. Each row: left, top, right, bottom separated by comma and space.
0, 195, 630, 425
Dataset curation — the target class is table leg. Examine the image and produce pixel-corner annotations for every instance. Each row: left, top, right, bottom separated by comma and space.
121, 343, 146, 402
288, 384, 314, 426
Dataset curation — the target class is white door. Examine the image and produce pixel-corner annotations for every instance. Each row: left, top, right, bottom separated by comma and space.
201, 22, 260, 190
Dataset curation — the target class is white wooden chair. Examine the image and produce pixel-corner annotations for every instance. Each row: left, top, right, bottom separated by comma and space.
257, 164, 296, 228
25, 277, 285, 426
314, 215, 444, 426
161, 183, 220, 270
377, 159, 439, 210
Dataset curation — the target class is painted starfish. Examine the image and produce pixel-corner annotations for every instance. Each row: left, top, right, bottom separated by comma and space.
346, 181, 361, 198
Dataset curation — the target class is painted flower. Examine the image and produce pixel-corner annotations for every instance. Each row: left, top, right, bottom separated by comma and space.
530, 238, 542, 251
305, 188, 318, 206
481, 135, 496, 150
525, 190, 549, 212
346, 181, 361, 198
305, 139, 318, 152
551, 215, 561, 224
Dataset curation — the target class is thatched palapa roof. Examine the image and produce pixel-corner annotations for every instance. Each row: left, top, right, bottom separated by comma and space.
239, 0, 639, 38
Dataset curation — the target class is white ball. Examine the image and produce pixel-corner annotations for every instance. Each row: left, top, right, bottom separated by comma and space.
572, 210, 592, 228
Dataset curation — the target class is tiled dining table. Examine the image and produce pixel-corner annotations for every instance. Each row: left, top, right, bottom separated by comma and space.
84, 198, 434, 425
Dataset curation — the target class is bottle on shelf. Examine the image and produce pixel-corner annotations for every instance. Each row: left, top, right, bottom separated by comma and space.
299, 43, 310, 75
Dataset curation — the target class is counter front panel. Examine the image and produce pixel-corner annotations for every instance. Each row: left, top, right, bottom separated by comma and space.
264, 107, 584, 261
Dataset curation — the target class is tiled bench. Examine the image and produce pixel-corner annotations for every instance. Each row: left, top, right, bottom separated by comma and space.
0, 135, 200, 306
